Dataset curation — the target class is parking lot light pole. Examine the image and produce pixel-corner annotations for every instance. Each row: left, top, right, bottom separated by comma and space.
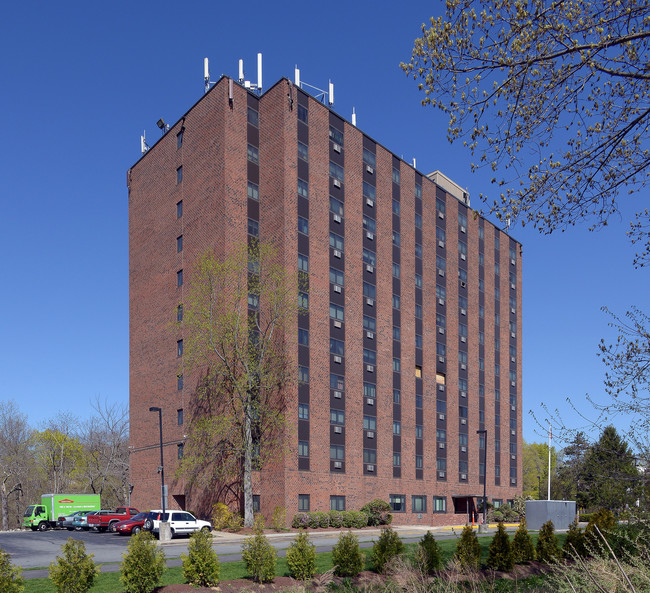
149, 407, 166, 516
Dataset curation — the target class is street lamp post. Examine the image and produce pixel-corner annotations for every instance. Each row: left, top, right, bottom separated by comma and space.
149, 406, 166, 516
477, 429, 488, 527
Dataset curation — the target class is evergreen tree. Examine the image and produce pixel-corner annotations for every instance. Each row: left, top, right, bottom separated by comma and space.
416, 531, 442, 574
512, 518, 535, 563
454, 525, 481, 570
562, 519, 586, 558
536, 521, 561, 564
486, 522, 514, 571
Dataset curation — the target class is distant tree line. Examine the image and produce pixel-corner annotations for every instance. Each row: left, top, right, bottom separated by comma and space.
0, 398, 129, 530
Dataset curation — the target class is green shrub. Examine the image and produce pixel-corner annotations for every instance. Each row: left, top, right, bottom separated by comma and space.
610, 516, 650, 560
328, 510, 344, 528
415, 531, 442, 574
536, 520, 561, 564
585, 508, 616, 552
49, 538, 99, 593
285, 531, 316, 580
120, 531, 166, 593
241, 523, 276, 583
271, 506, 286, 531
212, 502, 243, 531
563, 519, 586, 558
292, 512, 310, 529
486, 522, 514, 572
512, 518, 535, 563
454, 525, 481, 570
0, 547, 24, 593
360, 499, 393, 526
371, 527, 404, 573
181, 528, 220, 587
348, 511, 369, 528
332, 531, 365, 577
309, 511, 329, 529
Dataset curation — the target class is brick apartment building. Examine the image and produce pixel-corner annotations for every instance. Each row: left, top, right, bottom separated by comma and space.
128, 74, 523, 526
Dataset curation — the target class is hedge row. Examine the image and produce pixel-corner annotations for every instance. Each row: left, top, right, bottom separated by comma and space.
291, 510, 369, 529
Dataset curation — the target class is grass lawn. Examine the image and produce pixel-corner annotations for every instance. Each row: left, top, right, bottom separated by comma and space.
23, 531, 564, 593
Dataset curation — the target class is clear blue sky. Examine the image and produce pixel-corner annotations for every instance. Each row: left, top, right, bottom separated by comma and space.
1, 0, 645, 447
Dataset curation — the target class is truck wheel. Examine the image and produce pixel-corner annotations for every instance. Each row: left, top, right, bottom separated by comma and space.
201, 526, 212, 533
132, 526, 141, 535
38, 522, 48, 532
98, 526, 107, 533
67, 527, 74, 531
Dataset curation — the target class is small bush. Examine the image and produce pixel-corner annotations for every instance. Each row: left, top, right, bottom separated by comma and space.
348, 511, 369, 528
285, 531, 316, 580
371, 527, 404, 573
309, 511, 329, 529
415, 531, 442, 574
271, 506, 286, 531
360, 499, 393, 526
585, 508, 616, 552
536, 520, 560, 564
512, 518, 535, 563
610, 516, 650, 559
212, 502, 242, 532
120, 531, 166, 593
49, 538, 99, 593
0, 547, 24, 593
291, 512, 310, 529
328, 510, 344, 528
332, 531, 365, 577
241, 523, 276, 583
454, 525, 481, 570
563, 519, 586, 558
486, 522, 514, 572
181, 528, 220, 587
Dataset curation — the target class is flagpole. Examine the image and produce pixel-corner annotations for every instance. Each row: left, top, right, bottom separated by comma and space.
547, 421, 553, 500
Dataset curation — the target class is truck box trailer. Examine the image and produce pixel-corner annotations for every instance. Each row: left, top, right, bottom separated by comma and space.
23, 493, 101, 531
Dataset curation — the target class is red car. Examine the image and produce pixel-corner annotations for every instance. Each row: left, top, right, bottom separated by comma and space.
113, 512, 150, 535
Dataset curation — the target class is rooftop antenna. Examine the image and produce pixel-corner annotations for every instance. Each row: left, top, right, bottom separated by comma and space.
328, 80, 334, 105
238, 53, 263, 94
351, 107, 356, 126
140, 130, 150, 155
239, 59, 244, 82
294, 66, 300, 86
294, 67, 334, 104
412, 157, 416, 169
257, 52, 262, 92
204, 57, 215, 94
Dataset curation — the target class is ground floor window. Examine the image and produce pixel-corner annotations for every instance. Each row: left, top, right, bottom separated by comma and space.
412, 495, 427, 513
390, 494, 406, 512
433, 496, 447, 513
298, 494, 310, 512
252, 495, 260, 513
330, 495, 345, 511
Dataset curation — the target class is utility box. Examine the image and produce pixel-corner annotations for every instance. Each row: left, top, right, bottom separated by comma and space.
525, 500, 576, 530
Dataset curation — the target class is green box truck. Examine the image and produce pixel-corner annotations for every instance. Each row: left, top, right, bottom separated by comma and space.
23, 493, 101, 531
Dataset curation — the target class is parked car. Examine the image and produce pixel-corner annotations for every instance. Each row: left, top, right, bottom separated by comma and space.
113, 512, 150, 536
58, 510, 92, 530
143, 510, 212, 538
87, 507, 139, 532
72, 510, 98, 531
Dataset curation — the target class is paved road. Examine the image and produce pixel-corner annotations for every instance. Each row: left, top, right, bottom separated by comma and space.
0, 524, 498, 579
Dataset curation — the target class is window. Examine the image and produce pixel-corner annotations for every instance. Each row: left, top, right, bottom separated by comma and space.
496, 414, 501, 426
298, 254, 309, 272
459, 268, 468, 282
330, 268, 344, 286
363, 383, 376, 398
298, 216, 309, 235
415, 213, 422, 229
459, 351, 468, 366
437, 458, 447, 471
437, 429, 446, 442
415, 334, 423, 348
479, 227, 484, 240
436, 285, 446, 300
363, 315, 376, 331
177, 200, 183, 218
248, 218, 259, 236
247, 181, 259, 201
392, 199, 400, 215
177, 408, 184, 425
459, 460, 468, 473
415, 183, 422, 198
479, 278, 485, 291
363, 248, 376, 266
298, 366, 309, 383
495, 389, 500, 401
363, 416, 377, 430
330, 496, 345, 511
437, 313, 446, 329
329, 126, 344, 146
392, 263, 400, 278
459, 212, 467, 228
177, 443, 184, 459
415, 304, 422, 318
393, 358, 401, 372
174, 234, 183, 254
389, 494, 406, 512
458, 241, 467, 256
415, 394, 423, 408
331, 373, 345, 390
495, 263, 500, 275
436, 198, 446, 215
330, 232, 344, 251
177, 304, 183, 322
298, 494, 310, 511
330, 409, 345, 425
297, 105, 307, 124
363, 216, 376, 233
298, 292, 308, 309
479, 253, 484, 265
330, 339, 344, 356
459, 433, 468, 447
433, 496, 447, 512
393, 326, 401, 341
298, 328, 309, 346
248, 107, 259, 126
495, 364, 500, 376
329, 161, 344, 182
459, 295, 468, 311
177, 374, 183, 390
459, 378, 468, 392
330, 303, 344, 321
363, 148, 376, 168
415, 425, 423, 438
436, 256, 446, 272
415, 243, 422, 258
248, 293, 259, 308
392, 168, 400, 184
363, 349, 376, 364
393, 452, 401, 466
459, 406, 468, 418
298, 403, 309, 419
415, 274, 422, 288
392, 294, 400, 310
363, 181, 376, 200
412, 496, 427, 513
247, 144, 259, 164
495, 287, 500, 300
298, 441, 309, 457
176, 166, 183, 184
493, 499, 502, 509
363, 449, 377, 464
177, 270, 183, 287
363, 282, 376, 299
495, 338, 500, 351
393, 421, 401, 435
298, 179, 309, 198
177, 339, 183, 357
495, 236, 500, 250
437, 226, 445, 242
298, 142, 308, 162
330, 445, 345, 460
510, 442, 517, 455
330, 196, 344, 217
479, 358, 485, 370
177, 129, 183, 148
495, 464, 501, 477
459, 323, 468, 338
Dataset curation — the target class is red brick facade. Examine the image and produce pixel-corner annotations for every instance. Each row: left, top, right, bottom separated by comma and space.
128, 76, 523, 526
